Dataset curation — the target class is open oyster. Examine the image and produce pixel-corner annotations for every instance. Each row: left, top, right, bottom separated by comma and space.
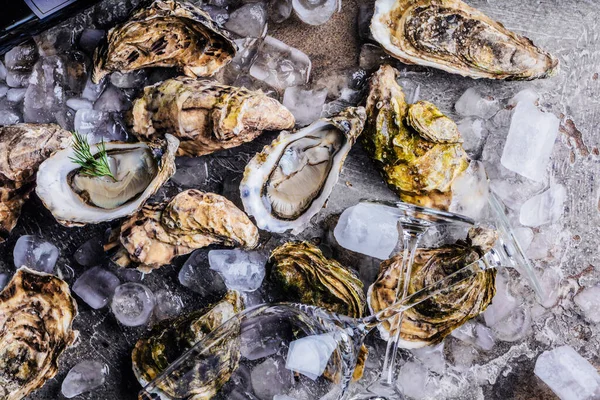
106, 189, 259, 272
368, 227, 498, 348
363, 65, 468, 209
36, 135, 178, 227
371, 0, 558, 80
0, 268, 78, 400
131, 77, 295, 157
92, 0, 236, 83
241, 107, 366, 234
132, 291, 243, 399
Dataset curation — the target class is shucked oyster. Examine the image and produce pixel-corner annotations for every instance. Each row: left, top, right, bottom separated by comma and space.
241, 107, 366, 234
36, 135, 178, 227
132, 291, 243, 399
106, 189, 259, 272
0, 268, 78, 400
363, 65, 468, 209
368, 227, 497, 348
92, 0, 236, 83
131, 77, 295, 157
371, 0, 558, 80
0, 124, 70, 241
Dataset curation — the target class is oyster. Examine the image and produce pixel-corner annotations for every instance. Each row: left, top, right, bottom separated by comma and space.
368, 227, 498, 348
371, 0, 558, 80
363, 65, 468, 209
106, 189, 259, 272
241, 107, 366, 234
132, 291, 243, 399
92, 0, 236, 83
0, 179, 33, 242
36, 135, 178, 227
0, 268, 78, 400
131, 77, 295, 157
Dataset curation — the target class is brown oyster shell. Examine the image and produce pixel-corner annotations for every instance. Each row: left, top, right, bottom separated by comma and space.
131, 76, 295, 156
368, 227, 498, 348
92, 0, 236, 83
106, 189, 259, 272
0, 268, 78, 400
132, 291, 243, 399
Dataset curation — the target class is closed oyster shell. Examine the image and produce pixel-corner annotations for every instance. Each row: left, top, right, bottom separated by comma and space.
406, 101, 461, 143
131, 76, 295, 156
106, 189, 259, 272
368, 227, 497, 348
371, 0, 558, 80
0, 179, 33, 242
92, 0, 236, 83
363, 65, 468, 209
132, 291, 243, 399
0, 268, 78, 400
241, 107, 366, 234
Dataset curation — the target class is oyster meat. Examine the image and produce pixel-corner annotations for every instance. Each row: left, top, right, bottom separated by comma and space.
363, 65, 468, 209
106, 189, 259, 272
92, 0, 236, 83
368, 227, 498, 348
131, 77, 295, 157
132, 291, 243, 399
36, 135, 178, 227
241, 107, 366, 234
0, 268, 78, 400
371, 0, 558, 80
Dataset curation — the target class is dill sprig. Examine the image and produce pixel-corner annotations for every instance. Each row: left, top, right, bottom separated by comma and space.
69, 131, 116, 180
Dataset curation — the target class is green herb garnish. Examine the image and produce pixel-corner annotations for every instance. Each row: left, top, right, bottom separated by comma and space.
69, 131, 116, 180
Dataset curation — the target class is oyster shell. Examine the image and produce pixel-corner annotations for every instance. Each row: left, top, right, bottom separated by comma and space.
92, 0, 236, 83
36, 135, 178, 227
368, 227, 497, 348
0, 268, 78, 400
371, 0, 558, 80
363, 65, 468, 209
241, 107, 366, 234
106, 189, 259, 272
131, 76, 295, 157
0, 179, 33, 242
132, 291, 243, 399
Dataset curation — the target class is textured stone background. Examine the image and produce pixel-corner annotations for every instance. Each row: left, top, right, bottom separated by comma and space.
0, 0, 599, 399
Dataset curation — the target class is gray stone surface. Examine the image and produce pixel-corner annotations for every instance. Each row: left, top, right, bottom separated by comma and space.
0, 0, 599, 399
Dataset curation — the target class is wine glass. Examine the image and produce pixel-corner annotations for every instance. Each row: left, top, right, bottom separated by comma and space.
137, 246, 506, 400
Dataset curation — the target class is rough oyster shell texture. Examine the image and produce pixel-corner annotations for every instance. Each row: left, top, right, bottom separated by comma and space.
92, 0, 236, 83
241, 107, 366, 234
363, 64, 468, 209
0, 268, 78, 400
0, 124, 70, 242
131, 76, 295, 156
132, 291, 243, 399
35, 134, 179, 227
106, 189, 259, 272
371, 0, 558, 80
368, 227, 498, 348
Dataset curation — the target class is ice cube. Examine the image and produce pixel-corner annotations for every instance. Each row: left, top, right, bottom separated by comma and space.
501, 101, 560, 182
0, 105, 22, 125
512, 227, 534, 252
508, 88, 540, 107
0, 60, 7, 81
249, 36, 311, 91
358, 43, 391, 71
93, 85, 131, 112
74, 234, 108, 267
0, 84, 8, 98
519, 184, 566, 227
110, 283, 155, 327
282, 86, 327, 126
484, 272, 531, 342
178, 250, 228, 298
0, 273, 9, 291
534, 346, 600, 400
397, 361, 440, 399
110, 70, 146, 89
333, 202, 399, 259
78, 29, 105, 54
241, 316, 292, 360
13, 235, 59, 274
574, 286, 600, 323
67, 98, 94, 111
199, 5, 229, 27
6, 88, 26, 103
457, 117, 486, 156
153, 289, 184, 321
451, 321, 495, 351
274, 396, 297, 400
455, 88, 500, 119
5, 71, 30, 88
449, 160, 489, 220
171, 157, 209, 187
221, 38, 261, 83
225, 3, 268, 38
292, 0, 338, 25
208, 249, 267, 292
81, 76, 107, 102
252, 357, 294, 400
73, 267, 120, 309
61, 360, 109, 398
410, 343, 446, 374
269, 0, 292, 23
23, 56, 67, 124
483, 271, 517, 327
4, 42, 38, 72
490, 178, 545, 212
286, 333, 337, 381
74, 109, 128, 143
537, 267, 561, 308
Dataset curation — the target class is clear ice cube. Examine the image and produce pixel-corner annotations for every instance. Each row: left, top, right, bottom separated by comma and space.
455, 87, 500, 119
153, 289, 184, 321
208, 249, 267, 292
282, 86, 327, 126
225, 3, 268, 38
292, 0, 338, 25
178, 250, 228, 298
13, 235, 59, 274
519, 184, 566, 227
73, 267, 120, 310
286, 333, 337, 381
449, 160, 490, 220
110, 283, 155, 327
574, 286, 600, 324
61, 360, 109, 398
251, 357, 294, 400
